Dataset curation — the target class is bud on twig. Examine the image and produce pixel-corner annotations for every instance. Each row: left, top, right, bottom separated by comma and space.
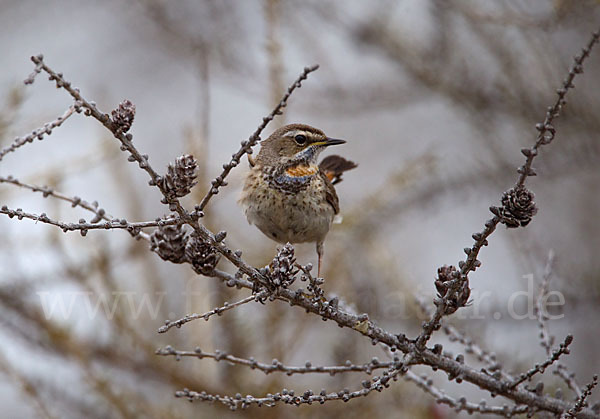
111, 99, 136, 133
185, 232, 221, 275
161, 155, 198, 198
499, 186, 538, 228
151, 223, 187, 263
435, 265, 470, 315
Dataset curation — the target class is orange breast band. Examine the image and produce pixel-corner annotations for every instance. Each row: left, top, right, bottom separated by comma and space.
285, 165, 318, 177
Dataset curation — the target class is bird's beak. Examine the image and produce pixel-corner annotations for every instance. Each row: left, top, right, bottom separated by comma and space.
322, 137, 346, 147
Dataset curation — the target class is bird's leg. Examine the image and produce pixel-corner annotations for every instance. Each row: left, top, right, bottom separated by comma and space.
316, 241, 324, 278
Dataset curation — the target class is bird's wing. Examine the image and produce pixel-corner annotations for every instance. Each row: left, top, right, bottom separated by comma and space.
320, 171, 340, 214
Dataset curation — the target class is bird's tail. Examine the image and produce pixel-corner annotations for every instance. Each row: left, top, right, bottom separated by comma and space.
319, 155, 357, 185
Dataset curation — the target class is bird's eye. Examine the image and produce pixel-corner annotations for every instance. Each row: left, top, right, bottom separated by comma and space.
294, 134, 307, 145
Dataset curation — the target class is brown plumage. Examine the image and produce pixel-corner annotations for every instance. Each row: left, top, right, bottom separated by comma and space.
239, 123, 357, 276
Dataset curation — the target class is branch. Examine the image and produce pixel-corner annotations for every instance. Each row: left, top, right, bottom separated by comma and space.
0, 174, 127, 228
0, 204, 178, 237
194, 270, 598, 417
416, 28, 600, 349
535, 250, 582, 397
404, 370, 530, 416
562, 375, 599, 418
536, 250, 557, 354
415, 296, 513, 380
0, 102, 81, 162
28, 55, 166, 197
156, 345, 396, 376
196, 64, 319, 211
158, 293, 261, 333
516, 30, 600, 187
508, 335, 573, 389
174, 356, 412, 409
210, 268, 254, 289
25, 54, 306, 293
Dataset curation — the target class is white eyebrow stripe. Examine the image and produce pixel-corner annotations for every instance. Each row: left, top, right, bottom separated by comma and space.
284, 130, 302, 137
284, 130, 313, 139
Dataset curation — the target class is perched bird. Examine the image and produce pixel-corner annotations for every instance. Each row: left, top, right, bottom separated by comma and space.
239, 123, 357, 277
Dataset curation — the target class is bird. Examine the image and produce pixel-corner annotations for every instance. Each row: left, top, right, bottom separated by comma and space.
239, 123, 357, 277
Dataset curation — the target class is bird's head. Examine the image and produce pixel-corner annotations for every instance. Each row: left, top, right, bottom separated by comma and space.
256, 123, 345, 166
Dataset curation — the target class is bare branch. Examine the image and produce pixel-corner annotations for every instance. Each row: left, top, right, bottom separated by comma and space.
28, 55, 166, 197
156, 345, 396, 376
404, 370, 530, 417
1, 175, 112, 223
535, 250, 583, 397
509, 335, 573, 389
196, 64, 320, 211
0, 204, 178, 237
562, 375, 599, 418
158, 293, 260, 333
23, 57, 43, 84
24, 54, 304, 294
174, 356, 411, 409
536, 250, 557, 354
179, 269, 598, 417
0, 102, 81, 161
415, 296, 513, 380
517, 30, 600, 187
416, 28, 600, 350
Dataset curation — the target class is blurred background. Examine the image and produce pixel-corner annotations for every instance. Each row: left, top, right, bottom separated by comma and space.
1, 0, 599, 417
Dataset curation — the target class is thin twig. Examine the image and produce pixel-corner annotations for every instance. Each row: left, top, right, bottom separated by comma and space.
156, 345, 396, 376
509, 335, 573, 389
158, 293, 261, 333
0, 102, 81, 161
536, 250, 556, 354
561, 375, 599, 418
191, 269, 598, 417
0, 174, 113, 223
404, 370, 530, 416
23, 57, 44, 84
517, 30, 600, 187
416, 216, 499, 349
534, 250, 582, 397
0, 204, 178, 236
27, 54, 276, 291
175, 356, 411, 409
416, 28, 600, 349
196, 64, 319, 211
28, 55, 166, 192
415, 296, 513, 380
